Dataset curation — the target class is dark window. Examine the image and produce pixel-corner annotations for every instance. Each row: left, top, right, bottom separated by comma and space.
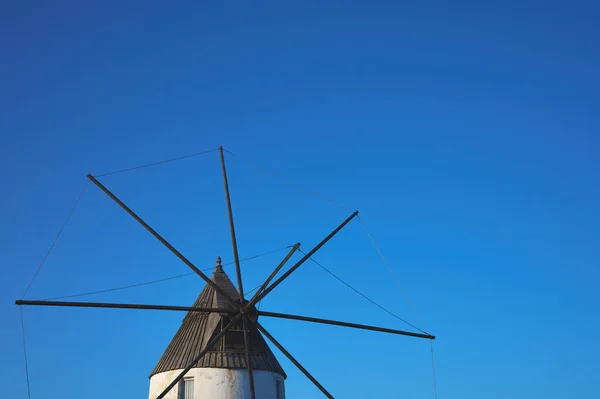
225, 330, 246, 352
178, 378, 194, 399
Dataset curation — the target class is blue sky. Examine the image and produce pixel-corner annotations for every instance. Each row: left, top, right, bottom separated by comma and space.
1, 1, 599, 398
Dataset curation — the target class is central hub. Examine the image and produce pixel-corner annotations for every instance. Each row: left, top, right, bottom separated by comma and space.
237, 298, 259, 321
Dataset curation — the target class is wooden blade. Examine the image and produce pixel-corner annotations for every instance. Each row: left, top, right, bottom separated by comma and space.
254, 211, 358, 303
241, 316, 256, 399
219, 147, 245, 299
156, 312, 244, 399
15, 299, 234, 314
246, 243, 300, 309
254, 321, 334, 399
259, 310, 435, 340
87, 174, 238, 308
219, 148, 256, 397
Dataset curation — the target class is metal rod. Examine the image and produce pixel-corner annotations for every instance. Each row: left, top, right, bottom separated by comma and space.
246, 243, 300, 309
15, 299, 234, 314
254, 321, 334, 399
254, 211, 358, 303
241, 316, 256, 399
220, 147, 255, 398
259, 311, 435, 340
219, 147, 245, 299
156, 312, 244, 399
87, 174, 238, 308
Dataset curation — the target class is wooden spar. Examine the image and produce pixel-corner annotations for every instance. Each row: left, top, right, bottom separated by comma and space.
218, 147, 255, 399
156, 313, 244, 399
86, 174, 239, 309
252, 211, 359, 304
259, 310, 435, 340
219, 147, 245, 299
241, 316, 256, 399
15, 299, 234, 314
254, 321, 334, 399
246, 243, 300, 308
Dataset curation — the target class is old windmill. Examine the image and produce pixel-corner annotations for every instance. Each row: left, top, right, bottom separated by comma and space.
16, 147, 436, 398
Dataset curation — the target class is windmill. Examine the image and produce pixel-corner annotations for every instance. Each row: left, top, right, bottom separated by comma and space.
16, 147, 435, 398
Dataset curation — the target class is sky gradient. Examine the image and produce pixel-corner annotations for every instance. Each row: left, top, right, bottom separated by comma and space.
1, 1, 599, 398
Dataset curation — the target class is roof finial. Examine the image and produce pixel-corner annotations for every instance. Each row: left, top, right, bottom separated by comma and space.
215, 256, 223, 272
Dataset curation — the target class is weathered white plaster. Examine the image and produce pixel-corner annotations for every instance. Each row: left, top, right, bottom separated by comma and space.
149, 368, 285, 399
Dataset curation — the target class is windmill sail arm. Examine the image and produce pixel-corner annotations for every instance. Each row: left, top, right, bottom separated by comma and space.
15, 299, 235, 314
219, 148, 257, 399
86, 174, 239, 308
254, 321, 335, 399
246, 243, 301, 308
258, 311, 435, 340
241, 316, 256, 399
253, 211, 359, 304
155, 312, 244, 399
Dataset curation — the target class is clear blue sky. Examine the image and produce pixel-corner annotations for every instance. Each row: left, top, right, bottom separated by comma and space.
1, 1, 598, 398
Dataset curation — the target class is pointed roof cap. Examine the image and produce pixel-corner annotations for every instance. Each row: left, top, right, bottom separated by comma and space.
215, 256, 224, 272
150, 257, 286, 378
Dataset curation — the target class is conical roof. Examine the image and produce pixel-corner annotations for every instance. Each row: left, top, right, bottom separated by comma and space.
150, 257, 286, 378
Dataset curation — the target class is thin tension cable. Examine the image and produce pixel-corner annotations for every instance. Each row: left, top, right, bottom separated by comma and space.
223, 148, 353, 213
299, 249, 427, 335
20, 307, 32, 399
21, 180, 89, 299
95, 148, 219, 177
430, 340, 439, 399
223, 148, 428, 329
44, 245, 294, 301
358, 215, 429, 333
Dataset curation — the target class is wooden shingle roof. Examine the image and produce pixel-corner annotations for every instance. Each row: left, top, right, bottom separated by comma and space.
150, 258, 286, 378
